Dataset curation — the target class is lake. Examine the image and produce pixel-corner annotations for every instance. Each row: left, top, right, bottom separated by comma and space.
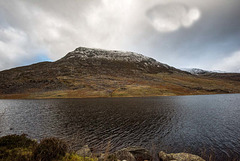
0, 94, 240, 160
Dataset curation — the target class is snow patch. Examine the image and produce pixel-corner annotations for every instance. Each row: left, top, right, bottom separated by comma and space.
181, 68, 213, 75
63, 47, 170, 68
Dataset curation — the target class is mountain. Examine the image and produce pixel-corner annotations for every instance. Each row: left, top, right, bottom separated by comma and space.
181, 68, 213, 75
0, 47, 240, 99
182, 68, 240, 82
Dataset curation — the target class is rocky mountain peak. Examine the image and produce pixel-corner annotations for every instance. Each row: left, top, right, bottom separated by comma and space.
60, 47, 170, 68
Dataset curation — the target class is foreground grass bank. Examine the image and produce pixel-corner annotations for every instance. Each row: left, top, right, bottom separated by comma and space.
0, 134, 98, 161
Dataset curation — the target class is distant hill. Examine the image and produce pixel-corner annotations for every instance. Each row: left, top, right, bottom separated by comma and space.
0, 47, 240, 99
181, 68, 213, 75
182, 68, 240, 82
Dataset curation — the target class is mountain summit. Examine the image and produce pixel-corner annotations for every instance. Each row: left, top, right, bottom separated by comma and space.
57, 47, 182, 75
0, 47, 240, 99
62, 47, 158, 63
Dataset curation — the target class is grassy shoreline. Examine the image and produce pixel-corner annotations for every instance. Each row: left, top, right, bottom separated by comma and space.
1, 72, 240, 100
0, 91, 239, 99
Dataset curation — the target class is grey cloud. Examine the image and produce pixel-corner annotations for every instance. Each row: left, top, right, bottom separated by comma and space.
138, 0, 240, 71
146, 3, 200, 32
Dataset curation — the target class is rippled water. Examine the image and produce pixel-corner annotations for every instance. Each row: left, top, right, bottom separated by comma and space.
0, 94, 240, 160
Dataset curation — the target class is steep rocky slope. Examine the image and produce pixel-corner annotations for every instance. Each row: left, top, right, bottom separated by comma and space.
0, 47, 240, 99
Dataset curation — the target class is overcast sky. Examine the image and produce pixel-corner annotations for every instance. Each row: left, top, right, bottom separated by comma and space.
0, 0, 240, 72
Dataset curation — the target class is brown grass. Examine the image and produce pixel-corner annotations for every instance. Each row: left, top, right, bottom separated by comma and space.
0, 73, 240, 99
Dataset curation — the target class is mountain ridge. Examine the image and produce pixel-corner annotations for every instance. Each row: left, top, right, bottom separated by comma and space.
0, 47, 240, 99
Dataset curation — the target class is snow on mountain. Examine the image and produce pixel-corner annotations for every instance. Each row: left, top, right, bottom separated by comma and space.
181, 68, 213, 75
181, 68, 229, 75
62, 47, 171, 68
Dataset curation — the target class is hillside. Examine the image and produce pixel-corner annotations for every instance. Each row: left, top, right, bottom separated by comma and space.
182, 68, 240, 82
0, 47, 240, 99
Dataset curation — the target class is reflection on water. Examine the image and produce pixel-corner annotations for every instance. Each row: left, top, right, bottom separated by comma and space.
0, 94, 240, 160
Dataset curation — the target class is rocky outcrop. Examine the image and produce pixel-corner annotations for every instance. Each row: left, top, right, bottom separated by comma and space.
159, 151, 205, 161
109, 146, 152, 161
76, 145, 92, 157
60, 47, 170, 69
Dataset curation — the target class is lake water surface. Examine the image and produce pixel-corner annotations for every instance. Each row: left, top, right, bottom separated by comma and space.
0, 94, 240, 160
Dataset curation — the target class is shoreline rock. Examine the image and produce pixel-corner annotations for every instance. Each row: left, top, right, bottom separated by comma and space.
77, 145, 205, 161
76, 145, 92, 157
159, 151, 205, 161
108, 146, 153, 161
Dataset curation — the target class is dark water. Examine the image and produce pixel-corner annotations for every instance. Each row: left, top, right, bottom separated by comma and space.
1, 94, 240, 160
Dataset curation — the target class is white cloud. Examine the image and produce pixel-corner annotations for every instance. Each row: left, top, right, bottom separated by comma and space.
0, 27, 39, 70
213, 51, 240, 73
0, 0, 145, 64
146, 3, 201, 32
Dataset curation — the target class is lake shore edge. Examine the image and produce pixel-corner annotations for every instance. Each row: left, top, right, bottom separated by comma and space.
0, 91, 239, 99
